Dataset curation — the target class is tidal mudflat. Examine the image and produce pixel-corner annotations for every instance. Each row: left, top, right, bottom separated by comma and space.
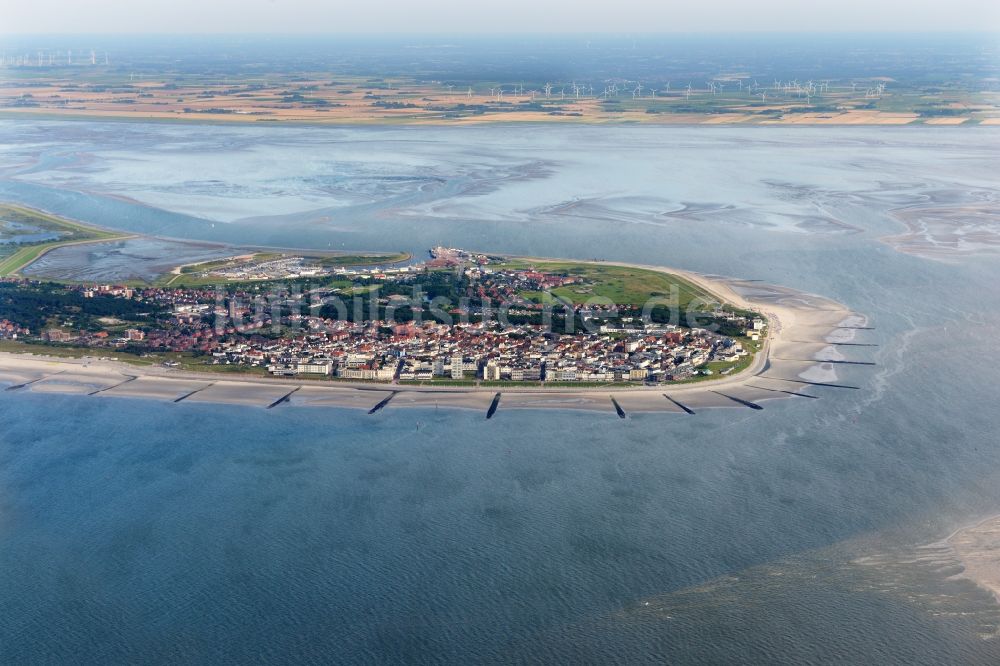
2, 122, 998, 281
2, 120, 1000, 663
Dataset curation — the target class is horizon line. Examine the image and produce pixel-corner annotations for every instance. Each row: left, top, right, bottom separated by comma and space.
2, 30, 999, 37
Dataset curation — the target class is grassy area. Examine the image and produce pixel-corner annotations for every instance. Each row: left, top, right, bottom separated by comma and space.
0, 204, 127, 276
496, 259, 716, 309
0, 339, 153, 364
674, 337, 761, 384
157, 250, 411, 287
0, 339, 270, 375
0, 244, 55, 276
317, 252, 410, 267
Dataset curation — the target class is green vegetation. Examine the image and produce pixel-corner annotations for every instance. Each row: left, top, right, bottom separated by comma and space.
0, 280, 163, 332
677, 337, 761, 384
0, 204, 127, 276
316, 252, 410, 267
497, 260, 716, 309
0, 339, 260, 373
158, 250, 411, 287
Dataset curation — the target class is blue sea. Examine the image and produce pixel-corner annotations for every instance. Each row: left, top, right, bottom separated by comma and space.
2, 121, 1000, 663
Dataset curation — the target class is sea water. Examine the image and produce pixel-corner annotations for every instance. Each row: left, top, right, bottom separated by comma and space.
1, 121, 1000, 663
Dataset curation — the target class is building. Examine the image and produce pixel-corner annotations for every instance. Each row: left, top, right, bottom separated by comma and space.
44, 329, 73, 342
629, 368, 649, 381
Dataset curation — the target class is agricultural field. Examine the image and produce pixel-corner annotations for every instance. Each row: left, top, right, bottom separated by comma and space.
2, 69, 997, 126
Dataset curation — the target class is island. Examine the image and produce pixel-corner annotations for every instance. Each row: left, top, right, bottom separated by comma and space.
0, 210, 869, 415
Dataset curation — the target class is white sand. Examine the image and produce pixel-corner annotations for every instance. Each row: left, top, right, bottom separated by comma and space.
0, 263, 863, 414
182, 381, 298, 407
99, 376, 213, 401
947, 515, 1000, 603
294, 385, 395, 410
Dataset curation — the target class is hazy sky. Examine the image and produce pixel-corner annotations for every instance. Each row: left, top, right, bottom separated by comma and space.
3, 0, 999, 34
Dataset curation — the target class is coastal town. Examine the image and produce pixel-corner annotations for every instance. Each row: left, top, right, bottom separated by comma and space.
0, 249, 766, 385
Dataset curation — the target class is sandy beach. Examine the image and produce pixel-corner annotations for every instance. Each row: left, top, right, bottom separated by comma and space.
947, 516, 1000, 604
0, 264, 867, 416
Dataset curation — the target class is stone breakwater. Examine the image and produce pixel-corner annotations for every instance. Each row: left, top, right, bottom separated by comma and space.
0, 265, 872, 416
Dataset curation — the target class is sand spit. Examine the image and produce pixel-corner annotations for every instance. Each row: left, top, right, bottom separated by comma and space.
0, 265, 869, 415
946, 516, 1000, 604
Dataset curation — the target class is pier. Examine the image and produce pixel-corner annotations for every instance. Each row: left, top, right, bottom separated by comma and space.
790, 341, 878, 347
762, 377, 861, 389
611, 396, 627, 418
663, 394, 695, 414
4, 370, 65, 391
710, 390, 763, 410
266, 386, 300, 409
746, 384, 819, 399
368, 391, 398, 414
486, 392, 502, 419
174, 383, 214, 403
88, 375, 137, 396
774, 358, 877, 366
